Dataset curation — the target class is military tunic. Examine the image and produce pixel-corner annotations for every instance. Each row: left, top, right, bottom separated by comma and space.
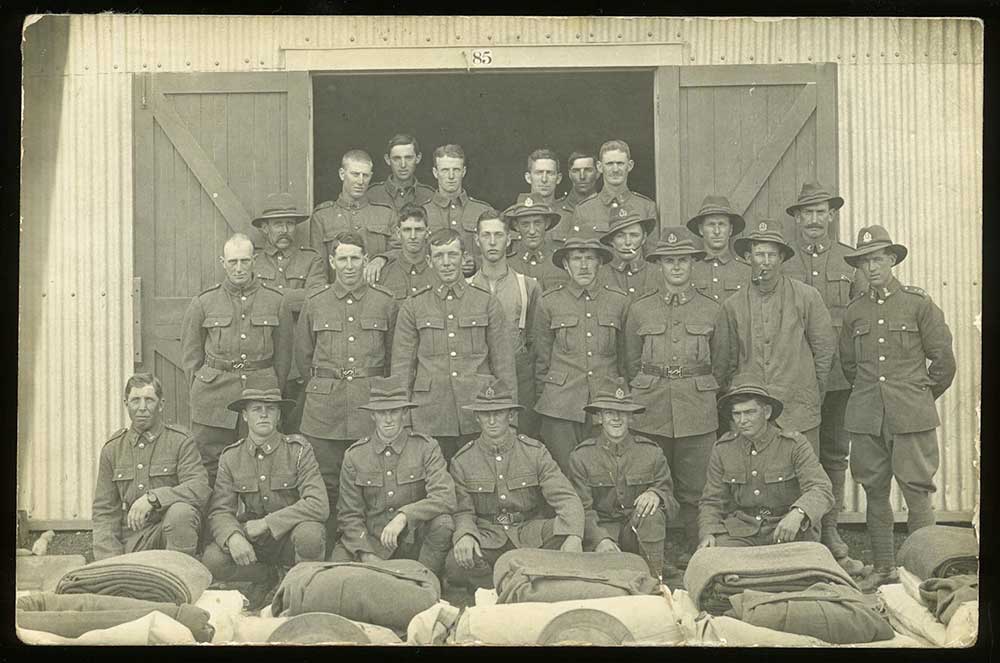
573, 188, 659, 240
549, 189, 590, 245
509, 191, 571, 255
391, 277, 516, 438
336, 430, 456, 567
421, 190, 492, 264
92, 422, 209, 560
308, 194, 398, 270
253, 245, 327, 315
368, 177, 436, 214
507, 247, 569, 292
692, 250, 751, 303
377, 253, 435, 300
698, 424, 833, 546
602, 256, 657, 300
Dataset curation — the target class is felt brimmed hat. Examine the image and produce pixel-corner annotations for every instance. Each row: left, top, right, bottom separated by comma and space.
732, 219, 795, 263
686, 194, 746, 237
717, 377, 784, 421
502, 197, 561, 231
844, 225, 908, 268
551, 220, 613, 269
267, 613, 371, 644
536, 609, 636, 645
358, 376, 418, 411
785, 181, 844, 217
584, 377, 646, 414
645, 226, 707, 262
227, 387, 296, 413
461, 378, 524, 412
252, 192, 310, 229
598, 207, 657, 245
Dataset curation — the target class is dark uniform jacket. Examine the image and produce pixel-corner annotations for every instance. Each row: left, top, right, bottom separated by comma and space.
421, 190, 492, 264
602, 256, 658, 300
692, 250, 751, 303
308, 193, 398, 268
573, 188, 659, 239
295, 281, 398, 441
533, 281, 629, 423
338, 430, 456, 558
368, 177, 436, 214
451, 431, 584, 550
377, 253, 436, 301
785, 237, 867, 391
180, 278, 293, 428
840, 277, 956, 435
507, 247, 569, 292
391, 276, 516, 437
567, 433, 679, 548
698, 424, 833, 541
253, 244, 327, 315
625, 283, 722, 437
549, 189, 591, 245
208, 433, 330, 549
92, 421, 210, 560
509, 192, 571, 256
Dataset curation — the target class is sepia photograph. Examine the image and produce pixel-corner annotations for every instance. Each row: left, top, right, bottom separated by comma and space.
16, 14, 982, 647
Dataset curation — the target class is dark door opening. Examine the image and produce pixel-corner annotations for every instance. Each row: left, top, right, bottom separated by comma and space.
313, 70, 656, 211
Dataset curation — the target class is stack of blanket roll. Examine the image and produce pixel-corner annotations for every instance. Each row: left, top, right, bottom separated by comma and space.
898, 525, 978, 579
55, 550, 212, 605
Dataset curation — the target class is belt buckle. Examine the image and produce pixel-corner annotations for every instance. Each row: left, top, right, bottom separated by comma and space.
231, 359, 246, 370
759, 507, 772, 518
666, 366, 682, 379
496, 511, 512, 526
341, 367, 355, 379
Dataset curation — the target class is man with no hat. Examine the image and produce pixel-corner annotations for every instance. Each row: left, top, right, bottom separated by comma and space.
331, 377, 456, 577
548, 149, 601, 246
624, 227, 722, 561
368, 133, 436, 214
377, 204, 436, 301
567, 378, 679, 578
446, 379, 585, 591
572, 139, 658, 240
686, 194, 751, 304
839, 226, 955, 592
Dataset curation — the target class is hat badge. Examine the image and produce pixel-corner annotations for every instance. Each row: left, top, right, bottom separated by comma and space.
618, 208, 627, 218
615, 387, 625, 400
862, 231, 873, 243
758, 222, 767, 232
524, 197, 533, 207
667, 232, 677, 244
485, 386, 495, 399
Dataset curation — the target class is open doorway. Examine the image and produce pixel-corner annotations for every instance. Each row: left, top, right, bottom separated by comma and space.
312, 70, 656, 210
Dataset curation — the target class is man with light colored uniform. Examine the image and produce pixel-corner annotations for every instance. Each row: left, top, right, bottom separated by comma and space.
573, 139, 658, 240
368, 134, 436, 213
686, 194, 751, 304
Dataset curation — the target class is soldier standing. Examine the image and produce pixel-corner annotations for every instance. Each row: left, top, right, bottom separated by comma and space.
504, 199, 568, 292
332, 377, 456, 578
422, 144, 492, 275
446, 379, 585, 591
368, 134, 436, 214
550, 149, 601, 245
599, 208, 658, 300
686, 194, 751, 304
377, 204, 436, 301
510, 149, 566, 254
573, 140, 658, 239
391, 229, 516, 462
295, 231, 398, 551
624, 228, 721, 560
840, 226, 956, 592
180, 233, 293, 486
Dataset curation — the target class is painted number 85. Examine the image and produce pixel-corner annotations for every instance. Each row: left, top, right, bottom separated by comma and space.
472, 49, 493, 65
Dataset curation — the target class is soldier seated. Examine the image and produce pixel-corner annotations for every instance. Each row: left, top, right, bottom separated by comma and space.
445, 379, 585, 591
697, 379, 834, 549
567, 378, 679, 579
201, 388, 329, 584
330, 376, 456, 578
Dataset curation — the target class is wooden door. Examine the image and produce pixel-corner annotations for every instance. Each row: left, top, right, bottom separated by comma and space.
133, 72, 312, 426
655, 63, 838, 237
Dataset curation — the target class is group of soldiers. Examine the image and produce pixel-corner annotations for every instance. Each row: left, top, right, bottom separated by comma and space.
93, 136, 956, 595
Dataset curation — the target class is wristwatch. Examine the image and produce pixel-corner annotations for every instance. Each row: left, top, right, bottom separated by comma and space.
146, 491, 161, 510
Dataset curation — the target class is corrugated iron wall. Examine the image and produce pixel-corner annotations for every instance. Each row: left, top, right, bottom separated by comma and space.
19, 15, 980, 523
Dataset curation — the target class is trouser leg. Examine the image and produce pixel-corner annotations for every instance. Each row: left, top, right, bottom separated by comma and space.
648, 432, 714, 553
413, 514, 455, 579
619, 510, 666, 577
287, 521, 327, 563
191, 422, 240, 488
891, 428, 940, 534
445, 541, 514, 591
539, 415, 590, 475
282, 377, 307, 434
200, 541, 272, 584
851, 429, 896, 569
305, 435, 352, 554
514, 351, 540, 439
159, 502, 202, 558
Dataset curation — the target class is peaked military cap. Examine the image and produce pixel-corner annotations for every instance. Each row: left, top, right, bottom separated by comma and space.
584, 377, 646, 414
252, 192, 310, 228
732, 218, 795, 263
358, 375, 418, 411
227, 387, 296, 413
645, 226, 707, 262
686, 194, 746, 237
717, 377, 784, 421
461, 378, 524, 412
598, 206, 657, 245
502, 199, 561, 230
785, 181, 845, 217
844, 225, 908, 268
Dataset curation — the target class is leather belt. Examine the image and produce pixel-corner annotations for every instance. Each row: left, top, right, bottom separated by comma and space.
640, 363, 712, 379
310, 366, 383, 379
737, 505, 790, 520
205, 356, 273, 372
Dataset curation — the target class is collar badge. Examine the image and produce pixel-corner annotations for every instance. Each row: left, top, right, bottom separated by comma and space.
524, 197, 533, 207
619, 208, 627, 218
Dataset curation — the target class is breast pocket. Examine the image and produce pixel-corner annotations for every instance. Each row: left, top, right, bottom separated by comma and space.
396, 466, 428, 502
685, 324, 713, 363
202, 315, 233, 354
360, 318, 390, 353
112, 467, 136, 504
251, 314, 280, 356
147, 462, 178, 489
597, 314, 621, 355
507, 474, 541, 511
312, 317, 343, 358
465, 478, 498, 514
233, 476, 261, 512
550, 315, 579, 354
851, 320, 871, 360
355, 471, 385, 510
724, 278, 745, 294
458, 314, 488, 355
416, 317, 445, 355
826, 273, 853, 308
764, 467, 798, 504
270, 474, 299, 507
889, 319, 920, 353
625, 471, 655, 504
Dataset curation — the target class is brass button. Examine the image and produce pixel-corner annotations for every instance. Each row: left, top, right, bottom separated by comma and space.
451, 371, 458, 377
751, 470, 758, 477
878, 319, 884, 324
498, 474, 504, 479
347, 299, 353, 305
450, 351, 457, 357
348, 316, 354, 322
263, 496, 269, 501
388, 491, 395, 497
348, 336, 355, 342
448, 314, 454, 320
500, 494, 507, 500
137, 483, 144, 489
137, 463, 143, 469
751, 450, 758, 456
812, 271, 819, 276
879, 376, 886, 382
753, 489, 760, 496
448, 332, 455, 338
385, 450, 391, 457
138, 443, 144, 448
496, 456, 502, 461
240, 333, 247, 339
386, 470, 392, 476
260, 475, 266, 480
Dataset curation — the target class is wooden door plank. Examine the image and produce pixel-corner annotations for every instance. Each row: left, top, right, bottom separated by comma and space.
680, 64, 818, 87
155, 71, 298, 94
728, 83, 817, 215
685, 87, 716, 214
740, 79, 770, 232
653, 67, 680, 230
226, 93, 257, 232
712, 86, 744, 202
287, 72, 312, 208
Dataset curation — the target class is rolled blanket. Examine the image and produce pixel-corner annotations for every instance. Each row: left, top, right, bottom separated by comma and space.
918, 575, 978, 626
16, 592, 214, 642
493, 549, 659, 604
684, 542, 856, 612
898, 525, 978, 580
728, 582, 895, 644
55, 550, 212, 604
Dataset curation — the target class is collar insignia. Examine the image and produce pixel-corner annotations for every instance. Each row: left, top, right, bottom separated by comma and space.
573, 225, 580, 232
619, 208, 627, 218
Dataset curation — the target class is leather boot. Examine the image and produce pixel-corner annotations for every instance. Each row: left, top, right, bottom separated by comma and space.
821, 469, 850, 559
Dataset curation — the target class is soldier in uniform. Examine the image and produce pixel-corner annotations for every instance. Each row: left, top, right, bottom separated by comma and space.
504, 199, 568, 292
251, 192, 327, 433
567, 378, 679, 577
550, 149, 601, 245
308, 149, 397, 285
180, 233, 293, 486
839, 226, 956, 592
533, 223, 628, 473
202, 388, 329, 583
712, 219, 836, 450
445, 379, 585, 590
295, 231, 398, 551
469, 209, 543, 438
573, 139, 658, 240
368, 134, 436, 214
377, 204, 435, 301
391, 228, 516, 462
698, 379, 834, 549
624, 228, 721, 560
332, 377, 456, 577
422, 144, 492, 275
509, 149, 567, 255
599, 207, 658, 300
92, 373, 209, 560
782, 182, 867, 570
686, 194, 751, 304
